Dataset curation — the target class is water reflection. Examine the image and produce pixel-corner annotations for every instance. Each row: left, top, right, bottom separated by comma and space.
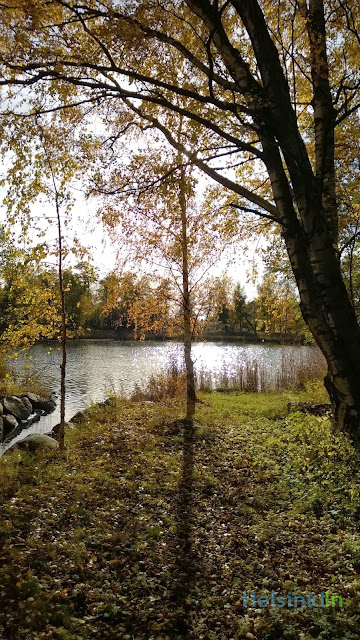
1, 340, 321, 455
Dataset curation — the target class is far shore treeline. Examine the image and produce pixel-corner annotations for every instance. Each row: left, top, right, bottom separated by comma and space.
0, 258, 311, 347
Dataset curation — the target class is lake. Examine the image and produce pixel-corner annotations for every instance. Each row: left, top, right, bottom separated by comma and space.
1, 339, 324, 455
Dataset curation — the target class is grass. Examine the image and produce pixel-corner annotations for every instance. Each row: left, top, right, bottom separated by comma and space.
0, 356, 49, 397
131, 361, 187, 401
0, 359, 25, 396
1, 382, 360, 639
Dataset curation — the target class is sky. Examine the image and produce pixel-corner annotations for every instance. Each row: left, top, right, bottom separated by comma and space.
0, 127, 264, 301
73, 197, 262, 299
0, 181, 263, 299
0, 79, 267, 300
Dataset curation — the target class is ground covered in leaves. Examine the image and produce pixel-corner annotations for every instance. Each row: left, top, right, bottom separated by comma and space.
1, 385, 360, 640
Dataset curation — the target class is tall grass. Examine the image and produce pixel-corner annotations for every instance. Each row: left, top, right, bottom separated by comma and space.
197, 350, 326, 393
196, 361, 266, 393
0, 359, 23, 396
274, 351, 326, 391
131, 360, 187, 402
130, 349, 326, 400
0, 357, 49, 397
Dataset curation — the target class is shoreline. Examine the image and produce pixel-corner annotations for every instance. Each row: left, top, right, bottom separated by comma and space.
39, 330, 309, 346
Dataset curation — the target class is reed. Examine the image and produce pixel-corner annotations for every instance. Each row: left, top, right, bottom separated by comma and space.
130, 359, 187, 402
196, 349, 326, 393
130, 348, 326, 399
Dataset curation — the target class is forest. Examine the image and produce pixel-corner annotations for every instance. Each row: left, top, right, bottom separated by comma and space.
0, 257, 310, 342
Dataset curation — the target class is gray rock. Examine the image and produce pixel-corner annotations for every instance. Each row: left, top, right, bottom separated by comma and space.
24, 392, 56, 414
3, 414, 18, 430
3, 396, 31, 421
0, 402, 3, 416
50, 422, 72, 440
3, 413, 42, 443
3, 423, 26, 443
16, 434, 59, 452
20, 396, 33, 414
70, 410, 87, 424
0, 416, 3, 440
25, 392, 41, 405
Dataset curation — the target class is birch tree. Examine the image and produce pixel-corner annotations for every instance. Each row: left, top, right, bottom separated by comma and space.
95, 136, 234, 421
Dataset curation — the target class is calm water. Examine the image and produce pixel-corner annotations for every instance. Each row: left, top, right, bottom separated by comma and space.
1, 340, 321, 454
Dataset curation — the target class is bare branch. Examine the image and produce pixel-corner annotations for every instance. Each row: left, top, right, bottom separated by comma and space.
228, 202, 283, 226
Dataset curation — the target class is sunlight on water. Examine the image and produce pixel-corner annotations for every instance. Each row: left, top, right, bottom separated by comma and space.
1, 340, 322, 454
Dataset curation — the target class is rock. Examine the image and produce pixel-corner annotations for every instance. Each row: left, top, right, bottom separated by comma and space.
287, 402, 332, 416
0, 416, 3, 440
15, 434, 58, 452
69, 410, 87, 424
20, 396, 33, 414
25, 392, 41, 406
24, 392, 56, 414
3, 423, 25, 443
3, 396, 32, 421
2, 413, 41, 444
3, 414, 18, 430
50, 422, 72, 440
29, 413, 41, 425
0, 402, 3, 416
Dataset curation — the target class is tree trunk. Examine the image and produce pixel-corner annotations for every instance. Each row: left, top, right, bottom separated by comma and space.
40, 124, 67, 450
225, 0, 360, 442
56, 191, 67, 451
179, 164, 196, 422
283, 219, 360, 443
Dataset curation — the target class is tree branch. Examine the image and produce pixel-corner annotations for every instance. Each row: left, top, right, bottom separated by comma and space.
228, 202, 283, 226
122, 98, 279, 218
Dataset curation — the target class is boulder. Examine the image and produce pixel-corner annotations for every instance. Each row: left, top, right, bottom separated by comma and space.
69, 410, 87, 424
3, 423, 25, 443
20, 396, 33, 414
50, 422, 72, 440
25, 392, 41, 405
3, 414, 18, 430
15, 434, 58, 452
24, 392, 56, 414
3, 396, 32, 421
2, 413, 42, 443
29, 413, 41, 425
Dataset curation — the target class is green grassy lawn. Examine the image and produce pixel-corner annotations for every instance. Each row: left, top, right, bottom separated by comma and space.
1, 384, 360, 640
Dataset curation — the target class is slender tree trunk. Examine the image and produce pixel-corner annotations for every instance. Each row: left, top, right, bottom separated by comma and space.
39, 123, 67, 450
56, 193, 67, 451
178, 164, 196, 422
